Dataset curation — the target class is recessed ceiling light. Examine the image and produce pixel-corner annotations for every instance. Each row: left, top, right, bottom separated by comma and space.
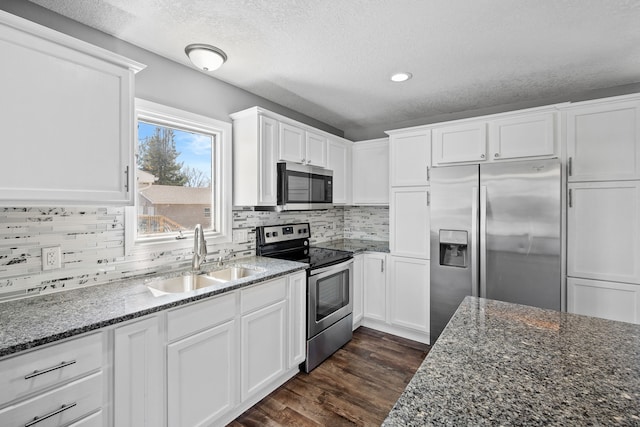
390, 72, 412, 82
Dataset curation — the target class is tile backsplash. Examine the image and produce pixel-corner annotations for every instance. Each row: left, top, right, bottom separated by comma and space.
0, 206, 386, 300
344, 206, 389, 241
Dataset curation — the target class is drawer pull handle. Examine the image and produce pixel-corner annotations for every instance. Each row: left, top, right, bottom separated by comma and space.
25, 402, 76, 427
24, 360, 76, 379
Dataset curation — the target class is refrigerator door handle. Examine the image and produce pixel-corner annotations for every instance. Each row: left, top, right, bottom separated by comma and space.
479, 185, 488, 297
471, 186, 479, 297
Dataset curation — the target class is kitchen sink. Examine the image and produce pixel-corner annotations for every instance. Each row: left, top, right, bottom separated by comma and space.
146, 266, 263, 296
204, 266, 261, 282
146, 274, 220, 297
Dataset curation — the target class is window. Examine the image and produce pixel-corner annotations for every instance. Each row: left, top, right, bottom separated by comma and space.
126, 99, 232, 247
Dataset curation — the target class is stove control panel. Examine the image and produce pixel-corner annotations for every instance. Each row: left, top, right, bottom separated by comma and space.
258, 223, 310, 245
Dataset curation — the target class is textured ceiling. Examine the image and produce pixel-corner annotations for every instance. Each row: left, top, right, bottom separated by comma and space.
27, 0, 640, 139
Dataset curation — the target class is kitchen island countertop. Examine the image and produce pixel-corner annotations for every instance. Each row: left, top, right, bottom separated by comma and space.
0, 256, 307, 358
314, 238, 389, 253
383, 296, 640, 426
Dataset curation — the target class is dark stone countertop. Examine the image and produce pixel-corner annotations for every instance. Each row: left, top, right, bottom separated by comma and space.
383, 296, 640, 426
314, 238, 389, 254
0, 256, 307, 358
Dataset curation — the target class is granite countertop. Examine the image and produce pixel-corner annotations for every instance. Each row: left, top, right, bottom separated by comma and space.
0, 256, 307, 358
314, 238, 389, 253
383, 296, 640, 426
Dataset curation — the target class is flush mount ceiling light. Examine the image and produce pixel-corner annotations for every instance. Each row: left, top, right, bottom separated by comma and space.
390, 72, 413, 82
185, 44, 227, 71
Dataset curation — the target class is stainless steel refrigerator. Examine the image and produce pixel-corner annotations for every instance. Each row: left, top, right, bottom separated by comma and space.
430, 158, 561, 343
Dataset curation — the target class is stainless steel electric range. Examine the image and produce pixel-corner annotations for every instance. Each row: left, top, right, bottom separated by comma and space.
256, 223, 353, 372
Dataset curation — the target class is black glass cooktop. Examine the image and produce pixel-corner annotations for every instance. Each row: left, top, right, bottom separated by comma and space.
266, 246, 352, 270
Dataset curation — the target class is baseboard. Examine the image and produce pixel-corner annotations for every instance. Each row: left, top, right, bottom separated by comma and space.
361, 319, 430, 344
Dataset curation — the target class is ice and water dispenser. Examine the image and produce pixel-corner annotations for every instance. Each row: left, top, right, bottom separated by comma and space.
439, 230, 468, 268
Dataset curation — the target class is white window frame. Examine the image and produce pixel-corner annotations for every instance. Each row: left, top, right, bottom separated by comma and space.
125, 99, 232, 252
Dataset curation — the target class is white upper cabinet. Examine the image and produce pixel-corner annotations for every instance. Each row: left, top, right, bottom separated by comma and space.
327, 138, 351, 204
231, 111, 278, 207
258, 116, 279, 205
565, 98, 640, 182
232, 106, 340, 207
0, 11, 144, 205
432, 122, 487, 165
567, 181, 640, 284
352, 138, 389, 205
388, 129, 431, 186
305, 131, 328, 167
278, 122, 306, 164
488, 112, 555, 160
432, 109, 559, 166
278, 124, 327, 167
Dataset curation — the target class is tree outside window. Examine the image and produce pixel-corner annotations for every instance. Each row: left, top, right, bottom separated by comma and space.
137, 121, 214, 237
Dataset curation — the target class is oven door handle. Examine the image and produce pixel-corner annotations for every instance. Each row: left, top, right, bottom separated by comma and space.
309, 258, 354, 276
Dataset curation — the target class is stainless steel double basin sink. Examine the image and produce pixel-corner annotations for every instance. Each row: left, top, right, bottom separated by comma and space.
146, 266, 262, 297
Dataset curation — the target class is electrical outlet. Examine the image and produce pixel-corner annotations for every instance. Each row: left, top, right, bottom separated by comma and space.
42, 246, 61, 271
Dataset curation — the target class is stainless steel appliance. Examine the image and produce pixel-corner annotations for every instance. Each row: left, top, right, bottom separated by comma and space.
256, 162, 333, 211
430, 159, 561, 344
256, 223, 353, 372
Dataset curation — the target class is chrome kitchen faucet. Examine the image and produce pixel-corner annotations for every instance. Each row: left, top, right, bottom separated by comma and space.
192, 224, 207, 271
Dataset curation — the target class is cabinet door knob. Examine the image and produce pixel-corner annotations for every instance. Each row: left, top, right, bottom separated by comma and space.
494, 153, 499, 158
480, 154, 485, 159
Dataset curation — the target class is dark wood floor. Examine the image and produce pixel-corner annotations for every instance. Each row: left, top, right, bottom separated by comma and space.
229, 327, 430, 426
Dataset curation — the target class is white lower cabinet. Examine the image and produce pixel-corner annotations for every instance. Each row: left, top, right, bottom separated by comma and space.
359, 253, 430, 344
68, 410, 104, 427
167, 320, 237, 427
0, 373, 104, 427
114, 316, 162, 427
3, 271, 306, 427
0, 333, 105, 427
240, 277, 288, 402
241, 300, 287, 401
363, 253, 388, 321
568, 277, 640, 324
166, 292, 238, 427
352, 254, 364, 328
288, 272, 307, 367
388, 257, 430, 334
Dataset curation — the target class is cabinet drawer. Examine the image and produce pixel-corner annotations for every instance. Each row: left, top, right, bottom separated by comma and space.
168, 292, 237, 342
241, 278, 287, 314
68, 410, 103, 427
0, 371, 103, 427
0, 333, 103, 404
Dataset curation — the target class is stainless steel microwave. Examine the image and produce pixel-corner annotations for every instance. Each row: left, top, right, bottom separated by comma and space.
272, 162, 333, 211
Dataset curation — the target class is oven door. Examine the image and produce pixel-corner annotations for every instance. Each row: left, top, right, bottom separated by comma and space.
307, 259, 353, 338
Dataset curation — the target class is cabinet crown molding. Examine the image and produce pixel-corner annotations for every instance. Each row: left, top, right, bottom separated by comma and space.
0, 10, 146, 73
